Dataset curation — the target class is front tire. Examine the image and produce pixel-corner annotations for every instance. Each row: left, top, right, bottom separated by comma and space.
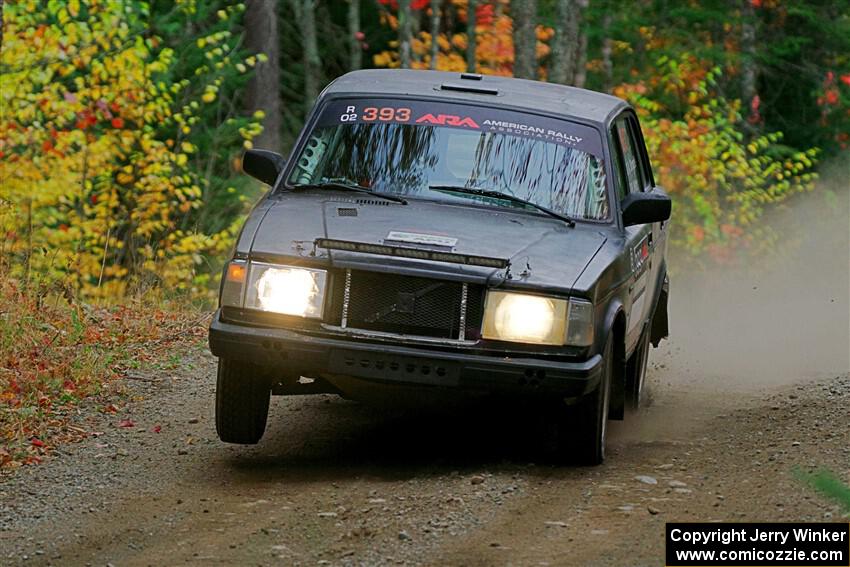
215, 358, 271, 444
549, 335, 613, 465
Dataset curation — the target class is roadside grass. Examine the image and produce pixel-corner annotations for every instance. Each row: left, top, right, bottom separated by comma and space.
0, 278, 207, 470
799, 469, 850, 515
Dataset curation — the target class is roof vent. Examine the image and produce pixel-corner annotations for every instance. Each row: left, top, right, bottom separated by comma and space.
439, 82, 499, 95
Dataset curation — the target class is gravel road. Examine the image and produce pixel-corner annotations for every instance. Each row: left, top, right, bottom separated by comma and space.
0, 335, 847, 566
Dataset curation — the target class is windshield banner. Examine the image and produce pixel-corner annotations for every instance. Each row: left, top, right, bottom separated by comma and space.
317, 98, 604, 157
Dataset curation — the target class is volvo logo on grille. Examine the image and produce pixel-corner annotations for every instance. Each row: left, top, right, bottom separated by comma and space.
396, 292, 416, 314
363, 282, 444, 323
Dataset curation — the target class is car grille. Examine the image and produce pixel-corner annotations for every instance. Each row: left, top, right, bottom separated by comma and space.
326, 270, 485, 340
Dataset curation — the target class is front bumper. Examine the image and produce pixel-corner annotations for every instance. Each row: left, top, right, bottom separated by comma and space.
209, 310, 602, 397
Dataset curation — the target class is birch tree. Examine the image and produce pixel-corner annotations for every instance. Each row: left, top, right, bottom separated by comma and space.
399, 0, 413, 68
430, 0, 440, 69
349, 0, 361, 71
601, 12, 613, 92
741, 0, 758, 117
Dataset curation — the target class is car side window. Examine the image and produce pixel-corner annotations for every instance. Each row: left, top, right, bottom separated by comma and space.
615, 118, 643, 194
626, 117, 654, 190
608, 131, 628, 202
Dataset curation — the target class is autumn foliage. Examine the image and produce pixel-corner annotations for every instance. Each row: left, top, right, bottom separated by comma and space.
0, 0, 259, 468
0, 0, 257, 301
614, 58, 818, 264
375, 0, 553, 76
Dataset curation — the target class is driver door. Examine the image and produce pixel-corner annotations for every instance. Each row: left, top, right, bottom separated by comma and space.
612, 114, 653, 353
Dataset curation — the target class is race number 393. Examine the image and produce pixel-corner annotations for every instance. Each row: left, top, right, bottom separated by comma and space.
665, 522, 850, 567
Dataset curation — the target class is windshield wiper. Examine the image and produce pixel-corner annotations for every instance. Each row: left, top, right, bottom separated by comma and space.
429, 185, 575, 227
291, 179, 408, 205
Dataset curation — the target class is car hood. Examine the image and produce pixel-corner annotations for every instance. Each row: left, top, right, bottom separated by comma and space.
248, 194, 607, 292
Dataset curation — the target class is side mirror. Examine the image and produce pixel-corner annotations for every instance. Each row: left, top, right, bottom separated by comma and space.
621, 188, 671, 227
242, 149, 286, 186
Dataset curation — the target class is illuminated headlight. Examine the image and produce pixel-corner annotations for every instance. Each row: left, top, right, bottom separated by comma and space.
481, 292, 593, 346
482, 292, 567, 345
244, 263, 327, 318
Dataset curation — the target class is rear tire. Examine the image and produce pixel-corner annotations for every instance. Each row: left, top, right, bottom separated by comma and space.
550, 335, 613, 465
215, 358, 271, 444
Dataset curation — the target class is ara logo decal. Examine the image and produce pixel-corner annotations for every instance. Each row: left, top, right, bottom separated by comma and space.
631, 235, 651, 272
415, 113, 480, 129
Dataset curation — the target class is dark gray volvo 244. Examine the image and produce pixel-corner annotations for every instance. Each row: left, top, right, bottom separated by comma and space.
209, 69, 671, 464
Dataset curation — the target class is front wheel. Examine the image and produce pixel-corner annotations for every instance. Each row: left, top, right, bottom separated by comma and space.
550, 335, 613, 465
215, 358, 271, 444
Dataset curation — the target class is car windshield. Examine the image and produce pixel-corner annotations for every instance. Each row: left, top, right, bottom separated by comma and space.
287, 99, 609, 221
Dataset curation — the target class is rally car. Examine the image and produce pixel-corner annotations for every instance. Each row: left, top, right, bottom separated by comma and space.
209, 69, 671, 464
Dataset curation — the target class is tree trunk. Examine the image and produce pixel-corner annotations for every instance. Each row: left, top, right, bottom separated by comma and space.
399, 0, 413, 69
489, 0, 505, 71
550, 0, 573, 84
550, 0, 587, 85
348, 0, 361, 71
574, 21, 588, 87
601, 11, 613, 92
430, 0, 440, 69
512, 0, 538, 79
244, 0, 282, 152
295, 0, 322, 113
466, 0, 477, 72
741, 0, 758, 114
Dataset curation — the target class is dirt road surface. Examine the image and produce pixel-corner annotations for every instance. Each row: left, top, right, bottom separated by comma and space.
1, 348, 847, 567
2, 195, 848, 566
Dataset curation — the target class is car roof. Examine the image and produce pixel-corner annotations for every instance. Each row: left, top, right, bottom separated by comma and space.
321, 69, 629, 127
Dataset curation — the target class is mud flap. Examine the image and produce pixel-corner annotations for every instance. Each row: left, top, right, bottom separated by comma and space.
608, 327, 627, 421
608, 360, 625, 420
650, 274, 669, 347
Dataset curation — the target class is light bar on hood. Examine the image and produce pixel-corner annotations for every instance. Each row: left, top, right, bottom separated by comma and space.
315, 238, 509, 269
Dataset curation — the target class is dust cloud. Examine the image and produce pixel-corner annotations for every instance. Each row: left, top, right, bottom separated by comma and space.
650, 159, 850, 393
